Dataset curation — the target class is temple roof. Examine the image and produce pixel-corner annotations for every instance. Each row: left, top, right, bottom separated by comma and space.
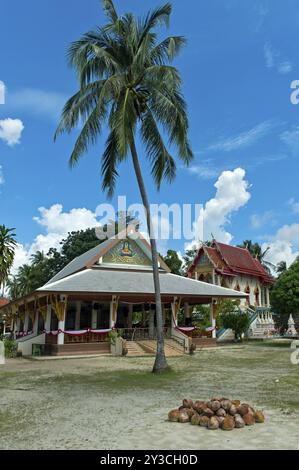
38, 268, 247, 301
188, 240, 274, 284
47, 228, 170, 284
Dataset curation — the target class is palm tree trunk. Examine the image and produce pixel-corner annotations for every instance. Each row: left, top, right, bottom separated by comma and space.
130, 139, 169, 373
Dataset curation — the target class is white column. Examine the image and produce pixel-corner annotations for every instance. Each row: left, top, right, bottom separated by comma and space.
266, 287, 270, 307
109, 296, 118, 329
210, 301, 216, 339
45, 305, 51, 332
171, 299, 177, 331
75, 301, 81, 330
91, 303, 97, 329
57, 316, 65, 345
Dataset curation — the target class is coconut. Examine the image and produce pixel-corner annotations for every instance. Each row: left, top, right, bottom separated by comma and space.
234, 415, 245, 428
216, 416, 225, 426
183, 399, 193, 409
221, 399, 232, 411
190, 413, 201, 425
202, 407, 214, 417
231, 400, 241, 407
254, 411, 265, 423
229, 404, 237, 416
221, 416, 235, 431
243, 413, 255, 426
185, 408, 197, 418
208, 416, 220, 430
193, 401, 206, 414
216, 408, 226, 417
199, 415, 210, 427
237, 404, 250, 416
168, 409, 180, 422
210, 400, 221, 411
178, 410, 190, 423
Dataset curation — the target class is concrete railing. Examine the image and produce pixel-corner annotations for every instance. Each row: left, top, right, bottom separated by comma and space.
17, 333, 46, 356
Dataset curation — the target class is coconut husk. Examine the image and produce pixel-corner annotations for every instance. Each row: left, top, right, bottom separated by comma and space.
229, 404, 237, 416
190, 413, 201, 425
254, 411, 265, 423
208, 416, 220, 430
168, 409, 180, 422
199, 415, 210, 427
183, 398, 193, 409
234, 415, 245, 428
243, 413, 255, 426
178, 410, 190, 423
221, 416, 235, 431
221, 399, 232, 411
216, 408, 226, 417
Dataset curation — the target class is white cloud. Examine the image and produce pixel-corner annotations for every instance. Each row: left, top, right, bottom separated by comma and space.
11, 204, 101, 274
208, 121, 273, 152
262, 223, 299, 267
280, 126, 299, 154
288, 198, 299, 214
6, 88, 67, 121
250, 210, 275, 229
185, 168, 251, 249
0, 118, 24, 146
278, 61, 293, 74
264, 42, 293, 74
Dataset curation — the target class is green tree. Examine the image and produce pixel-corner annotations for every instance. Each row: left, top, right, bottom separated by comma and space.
0, 225, 17, 295
270, 259, 299, 315
163, 249, 182, 275
276, 260, 287, 276
182, 246, 198, 274
55, 1, 193, 373
221, 308, 250, 342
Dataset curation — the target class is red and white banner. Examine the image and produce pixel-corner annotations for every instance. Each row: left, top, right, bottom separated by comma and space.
44, 328, 111, 336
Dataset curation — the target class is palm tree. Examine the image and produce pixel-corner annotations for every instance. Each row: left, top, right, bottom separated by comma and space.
55, 0, 193, 372
276, 260, 287, 276
0, 225, 17, 295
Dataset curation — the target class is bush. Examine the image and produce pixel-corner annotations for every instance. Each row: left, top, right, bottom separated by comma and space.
4, 338, 18, 358
220, 310, 250, 342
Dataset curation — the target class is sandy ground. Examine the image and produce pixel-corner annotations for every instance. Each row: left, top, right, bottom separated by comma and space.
0, 344, 299, 450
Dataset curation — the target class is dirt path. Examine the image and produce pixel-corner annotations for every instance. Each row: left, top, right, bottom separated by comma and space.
0, 345, 298, 450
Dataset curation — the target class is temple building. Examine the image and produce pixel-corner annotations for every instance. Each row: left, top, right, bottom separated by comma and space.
0, 229, 247, 356
187, 240, 274, 308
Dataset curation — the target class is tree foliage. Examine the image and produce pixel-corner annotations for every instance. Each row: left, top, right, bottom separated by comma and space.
162, 249, 182, 275
270, 259, 299, 315
0, 225, 17, 294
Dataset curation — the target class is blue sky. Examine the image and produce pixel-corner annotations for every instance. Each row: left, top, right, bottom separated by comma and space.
0, 0, 299, 269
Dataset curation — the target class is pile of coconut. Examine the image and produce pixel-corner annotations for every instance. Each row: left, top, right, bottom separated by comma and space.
168, 398, 265, 430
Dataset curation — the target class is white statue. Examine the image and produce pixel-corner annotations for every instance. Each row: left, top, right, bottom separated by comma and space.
287, 314, 297, 336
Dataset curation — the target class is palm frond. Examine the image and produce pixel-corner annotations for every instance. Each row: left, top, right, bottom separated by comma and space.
151, 36, 186, 64
102, 0, 118, 23
141, 109, 176, 188
101, 129, 120, 198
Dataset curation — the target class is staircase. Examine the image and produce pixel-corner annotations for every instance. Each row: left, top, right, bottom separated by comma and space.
137, 339, 184, 357
125, 341, 148, 357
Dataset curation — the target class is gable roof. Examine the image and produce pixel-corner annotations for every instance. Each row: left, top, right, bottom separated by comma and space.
47, 228, 170, 285
188, 240, 274, 284
38, 268, 247, 301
